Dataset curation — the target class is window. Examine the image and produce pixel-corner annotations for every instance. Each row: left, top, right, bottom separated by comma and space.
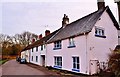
72, 57, 80, 72
53, 40, 61, 50
36, 46, 38, 51
68, 38, 76, 48
36, 56, 38, 62
32, 48, 34, 52
95, 27, 106, 38
41, 45, 43, 51
44, 45, 46, 49
32, 56, 33, 61
54, 56, 62, 68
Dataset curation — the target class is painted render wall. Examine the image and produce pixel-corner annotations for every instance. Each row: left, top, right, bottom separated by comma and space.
87, 10, 118, 74
21, 50, 30, 62
30, 46, 46, 66
46, 35, 88, 74
21, 51, 25, 59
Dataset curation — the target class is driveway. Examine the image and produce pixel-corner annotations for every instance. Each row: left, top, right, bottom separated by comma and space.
1, 59, 48, 76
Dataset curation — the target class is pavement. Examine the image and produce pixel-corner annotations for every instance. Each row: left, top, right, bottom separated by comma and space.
0, 59, 99, 77
1, 59, 49, 76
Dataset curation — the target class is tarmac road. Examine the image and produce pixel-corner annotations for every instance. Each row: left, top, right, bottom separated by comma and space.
1, 59, 47, 76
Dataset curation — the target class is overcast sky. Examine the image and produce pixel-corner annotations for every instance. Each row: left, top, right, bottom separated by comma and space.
0, 0, 119, 36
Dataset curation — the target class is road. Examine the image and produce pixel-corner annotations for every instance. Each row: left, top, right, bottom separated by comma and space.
1, 59, 47, 76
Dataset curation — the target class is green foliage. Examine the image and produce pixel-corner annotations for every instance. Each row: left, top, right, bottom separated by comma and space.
0, 59, 8, 65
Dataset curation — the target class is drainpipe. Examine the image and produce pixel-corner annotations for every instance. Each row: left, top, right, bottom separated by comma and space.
84, 32, 88, 74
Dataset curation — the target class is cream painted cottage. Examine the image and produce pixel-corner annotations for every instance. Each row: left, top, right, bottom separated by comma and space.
21, 0, 119, 75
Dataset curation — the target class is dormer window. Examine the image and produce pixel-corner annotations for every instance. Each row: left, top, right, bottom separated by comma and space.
68, 37, 76, 48
95, 27, 106, 38
53, 40, 61, 50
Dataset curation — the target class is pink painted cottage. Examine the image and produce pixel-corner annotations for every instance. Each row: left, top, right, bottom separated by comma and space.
46, 4, 119, 75
21, 0, 119, 75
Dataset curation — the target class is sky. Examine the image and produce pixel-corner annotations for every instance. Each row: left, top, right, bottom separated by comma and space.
0, 0, 119, 36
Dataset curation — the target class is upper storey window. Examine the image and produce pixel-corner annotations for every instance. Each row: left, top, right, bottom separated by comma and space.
95, 26, 106, 38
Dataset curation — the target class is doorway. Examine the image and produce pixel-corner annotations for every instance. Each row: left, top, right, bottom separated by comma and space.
41, 55, 45, 66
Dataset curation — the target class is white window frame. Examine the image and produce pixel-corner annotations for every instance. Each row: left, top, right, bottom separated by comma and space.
36, 56, 38, 62
54, 41, 61, 49
41, 45, 44, 51
32, 48, 34, 52
36, 46, 38, 51
95, 26, 105, 36
69, 38, 75, 46
73, 57, 80, 70
54, 56, 62, 67
32, 56, 33, 61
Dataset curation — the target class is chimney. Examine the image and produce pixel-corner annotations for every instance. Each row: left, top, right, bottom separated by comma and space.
62, 14, 69, 27
45, 30, 50, 36
97, 0, 105, 10
32, 39, 35, 43
38, 34, 42, 40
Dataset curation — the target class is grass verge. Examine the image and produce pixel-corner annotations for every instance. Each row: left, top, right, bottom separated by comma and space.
0, 59, 8, 65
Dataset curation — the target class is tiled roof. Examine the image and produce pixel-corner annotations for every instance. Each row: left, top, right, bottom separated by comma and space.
47, 6, 119, 43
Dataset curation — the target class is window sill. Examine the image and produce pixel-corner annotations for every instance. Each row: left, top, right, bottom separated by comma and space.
54, 66, 62, 69
53, 47, 61, 50
68, 45, 76, 48
72, 69, 80, 72
95, 35, 106, 38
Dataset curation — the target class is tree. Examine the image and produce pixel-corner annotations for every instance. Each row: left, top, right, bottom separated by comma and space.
0, 31, 38, 57
0, 34, 13, 48
13, 31, 38, 47
108, 47, 120, 77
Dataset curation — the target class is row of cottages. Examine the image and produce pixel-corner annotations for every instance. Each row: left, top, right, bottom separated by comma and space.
21, 29, 61, 66
21, 1, 120, 75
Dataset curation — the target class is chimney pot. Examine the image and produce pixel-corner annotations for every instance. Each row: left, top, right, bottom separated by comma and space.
45, 30, 50, 36
62, 14, 69, 27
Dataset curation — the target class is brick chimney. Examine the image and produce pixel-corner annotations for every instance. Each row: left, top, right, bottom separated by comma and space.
32, 39, 35, 43
97, 0, 105, 10
62, 14, 69, 28
45, 30, 50, 36
38, 34, 42, 40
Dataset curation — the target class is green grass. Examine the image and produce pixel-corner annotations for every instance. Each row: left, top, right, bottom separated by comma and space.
0, 59, 8, 65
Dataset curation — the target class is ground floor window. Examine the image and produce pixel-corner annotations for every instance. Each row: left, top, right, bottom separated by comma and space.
54, 56, 62, 68
36, 56, 38, 62
32, 56, 33, 61
72, 57, 80, 72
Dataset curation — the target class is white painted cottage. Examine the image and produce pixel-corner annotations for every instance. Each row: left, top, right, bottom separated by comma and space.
21, 0, 119, 75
